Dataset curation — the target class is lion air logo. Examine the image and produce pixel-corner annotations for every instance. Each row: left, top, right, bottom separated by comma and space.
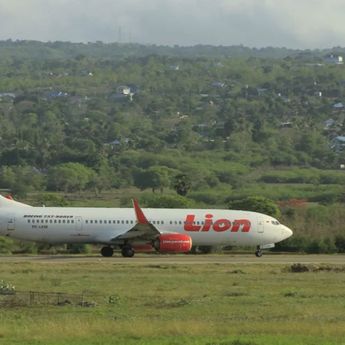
184, 214, 251, 233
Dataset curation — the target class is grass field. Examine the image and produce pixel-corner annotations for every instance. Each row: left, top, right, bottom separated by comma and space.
1, 257, 345, 345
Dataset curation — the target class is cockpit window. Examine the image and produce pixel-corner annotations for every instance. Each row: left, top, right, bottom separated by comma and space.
271, 220, 280, 225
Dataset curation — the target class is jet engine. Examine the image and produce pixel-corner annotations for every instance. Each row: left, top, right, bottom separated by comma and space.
153, 233, 192, 253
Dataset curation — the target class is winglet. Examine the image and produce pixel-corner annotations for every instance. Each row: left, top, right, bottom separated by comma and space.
132, 199, 149, 224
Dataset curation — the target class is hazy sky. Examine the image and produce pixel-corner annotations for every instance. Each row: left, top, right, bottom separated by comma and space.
0, 0, 344, 48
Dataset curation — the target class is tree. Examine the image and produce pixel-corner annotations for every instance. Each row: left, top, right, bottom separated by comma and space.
228, 196, 281, 218
133, 167, 170, 193
141, 194, 194, 208
47, 163, 95, 192
173, 174, 191, 196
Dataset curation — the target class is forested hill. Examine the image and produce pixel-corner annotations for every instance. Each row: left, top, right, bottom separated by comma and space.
1, 40, 345, 208
0, 40, 341, 60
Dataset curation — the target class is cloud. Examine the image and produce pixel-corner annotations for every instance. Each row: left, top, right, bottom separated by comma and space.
0, 0, 344, 48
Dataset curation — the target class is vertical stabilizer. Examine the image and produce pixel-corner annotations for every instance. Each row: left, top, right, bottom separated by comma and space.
0, 195, 32, 208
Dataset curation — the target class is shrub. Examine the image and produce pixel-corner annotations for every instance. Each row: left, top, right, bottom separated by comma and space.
0, 280, 15, 295
140, 193, 195, 208
228, 196, 281, 218
335, 235, 345, 253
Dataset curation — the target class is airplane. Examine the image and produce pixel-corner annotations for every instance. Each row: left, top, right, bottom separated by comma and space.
0, 194, 293, 257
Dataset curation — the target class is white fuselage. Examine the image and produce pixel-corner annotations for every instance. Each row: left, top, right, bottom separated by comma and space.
0, 205, 293, 247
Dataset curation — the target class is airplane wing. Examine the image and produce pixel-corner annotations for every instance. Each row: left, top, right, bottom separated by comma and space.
111, 199, 161, 242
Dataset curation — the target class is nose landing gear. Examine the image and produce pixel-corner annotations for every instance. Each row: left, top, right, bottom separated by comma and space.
255, 243, 275, 257
255, 247, 263, 257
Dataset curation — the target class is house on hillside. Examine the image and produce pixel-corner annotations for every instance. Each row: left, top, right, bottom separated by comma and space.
333, 102, 344, 110
211, 81, 225, 88
43, 91, 69, 100
324, 118, 336, 129
331, 136, 345, 151
111, 84, 139, 102
325, 54, 344, 65
169, 65, 180, 71
0, 93, 16, 101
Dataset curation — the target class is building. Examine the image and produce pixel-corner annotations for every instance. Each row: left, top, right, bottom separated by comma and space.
331, 136, 345, 151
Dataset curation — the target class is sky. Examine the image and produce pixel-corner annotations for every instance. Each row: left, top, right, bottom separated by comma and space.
0, 0, 344, 49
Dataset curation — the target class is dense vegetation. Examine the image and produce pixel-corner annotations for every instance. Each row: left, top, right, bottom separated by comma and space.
1, 40, 345, 253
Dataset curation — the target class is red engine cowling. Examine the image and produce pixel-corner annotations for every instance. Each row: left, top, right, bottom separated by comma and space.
154, 233, 192, 253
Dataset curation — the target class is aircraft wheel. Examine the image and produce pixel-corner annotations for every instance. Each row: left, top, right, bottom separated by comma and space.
121, 245, 135, 258
101, 246, 114, 257
255, 249, 263, 258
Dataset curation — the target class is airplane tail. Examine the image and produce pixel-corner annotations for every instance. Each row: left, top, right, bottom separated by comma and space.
0, 195, 32, 208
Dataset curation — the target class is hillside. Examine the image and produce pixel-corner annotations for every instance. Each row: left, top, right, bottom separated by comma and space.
0, 41, 345, 250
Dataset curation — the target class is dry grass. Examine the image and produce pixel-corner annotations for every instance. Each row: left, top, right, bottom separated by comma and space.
1, 259, 345, 344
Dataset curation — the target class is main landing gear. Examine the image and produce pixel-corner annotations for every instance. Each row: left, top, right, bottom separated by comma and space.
101, 246, 114, 257
100, 244, 135, 257
121, 244, 135, 258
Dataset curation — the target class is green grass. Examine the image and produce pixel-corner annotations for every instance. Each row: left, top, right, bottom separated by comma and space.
1, 259, 345, 344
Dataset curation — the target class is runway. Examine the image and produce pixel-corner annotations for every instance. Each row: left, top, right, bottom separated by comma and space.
1, 254, 345, 265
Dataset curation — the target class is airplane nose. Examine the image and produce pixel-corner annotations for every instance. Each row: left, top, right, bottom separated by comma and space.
282, 226, 293, 240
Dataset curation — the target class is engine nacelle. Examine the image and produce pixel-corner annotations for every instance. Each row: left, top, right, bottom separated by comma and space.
154, 233, 192, 253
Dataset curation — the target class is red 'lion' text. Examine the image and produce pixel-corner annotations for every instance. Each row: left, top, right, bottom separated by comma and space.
184, 214, 251, 232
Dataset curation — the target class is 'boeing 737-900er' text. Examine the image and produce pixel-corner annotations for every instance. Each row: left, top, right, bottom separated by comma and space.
0, 195, 293, 257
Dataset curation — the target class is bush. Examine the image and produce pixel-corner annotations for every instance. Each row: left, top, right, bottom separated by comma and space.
305, 238, 337, 254
0, 280, 15, 295
228, 196, 281, 218
33, 193, 68, 207
189, 190, 225, 206
274, 236, 337, 254
273, 235, 309, 252
0, 237, 14, 254
140, 193, 194, 208
335, 235, 345, 253
66, 244, 92, 254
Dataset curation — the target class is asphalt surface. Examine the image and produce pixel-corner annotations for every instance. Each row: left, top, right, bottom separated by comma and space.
1, 254, 345, 265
